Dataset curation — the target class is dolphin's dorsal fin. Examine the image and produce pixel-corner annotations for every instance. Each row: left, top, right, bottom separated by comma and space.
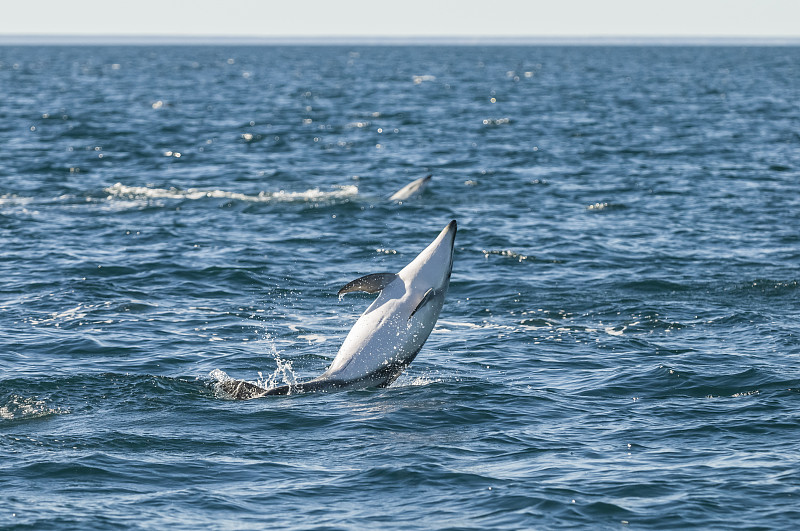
338, 273, 398, 296
410, 288, 435, 319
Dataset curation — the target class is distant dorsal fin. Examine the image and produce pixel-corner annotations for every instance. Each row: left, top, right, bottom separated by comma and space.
389, 174, 432, 201
337, 273, 398, 296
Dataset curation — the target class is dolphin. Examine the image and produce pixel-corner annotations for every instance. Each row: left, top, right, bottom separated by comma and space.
219, 220, 457, 399
389, 174, 432, 202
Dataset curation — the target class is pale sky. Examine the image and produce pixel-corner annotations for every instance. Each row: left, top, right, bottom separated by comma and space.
1, 0, 799, 40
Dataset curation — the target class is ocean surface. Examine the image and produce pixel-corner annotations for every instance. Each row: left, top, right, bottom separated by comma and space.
1, 44, 799, 529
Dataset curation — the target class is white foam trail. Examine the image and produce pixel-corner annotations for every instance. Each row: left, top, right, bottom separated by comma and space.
105, 183, 358, 203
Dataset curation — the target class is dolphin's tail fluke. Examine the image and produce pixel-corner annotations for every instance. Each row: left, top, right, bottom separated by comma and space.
217, 378, 291, 399
218, 378, 336, 399
264, 384, 291, 396
217, 379, 270, 400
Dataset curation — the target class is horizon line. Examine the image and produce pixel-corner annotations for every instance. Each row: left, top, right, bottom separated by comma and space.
2, 34, 800, 46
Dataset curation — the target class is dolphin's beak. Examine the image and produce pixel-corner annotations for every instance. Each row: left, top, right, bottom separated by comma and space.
441, 220, 457, 277
399, 219, 458, 283
434, 220, 457, 259
439, 220, 457, 246
427, 220, 457, 251
436, 220, 458, 278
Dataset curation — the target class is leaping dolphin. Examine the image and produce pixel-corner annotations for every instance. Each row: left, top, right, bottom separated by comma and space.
219, 220, 457, 399
389, 174, 432, 202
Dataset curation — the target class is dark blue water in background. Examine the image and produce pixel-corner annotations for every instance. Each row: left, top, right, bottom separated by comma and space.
1, 44, 799, 529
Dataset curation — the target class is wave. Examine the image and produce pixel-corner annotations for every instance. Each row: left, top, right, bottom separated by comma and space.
0, 394, 68, 422
104, 182, 359, 204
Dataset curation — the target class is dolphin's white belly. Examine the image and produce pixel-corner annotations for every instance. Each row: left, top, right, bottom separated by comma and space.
325, 283, 442, 383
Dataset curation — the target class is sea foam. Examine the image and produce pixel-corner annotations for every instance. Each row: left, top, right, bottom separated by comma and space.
105, 183, 358, 203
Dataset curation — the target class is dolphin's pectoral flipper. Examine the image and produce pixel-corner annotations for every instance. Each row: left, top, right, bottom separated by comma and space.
410, 288, 436, 319
338, 273, 398, 296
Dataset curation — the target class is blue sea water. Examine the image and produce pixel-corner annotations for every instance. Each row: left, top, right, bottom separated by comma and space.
1, 44, 799, 529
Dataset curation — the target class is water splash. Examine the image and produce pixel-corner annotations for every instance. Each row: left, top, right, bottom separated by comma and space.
210, 332, 298, 397
481, 249, 531, 262
407, 374, 443, 387
482, 117, 511, 125
256, 333, 298, 390
586, 202, 627, 211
